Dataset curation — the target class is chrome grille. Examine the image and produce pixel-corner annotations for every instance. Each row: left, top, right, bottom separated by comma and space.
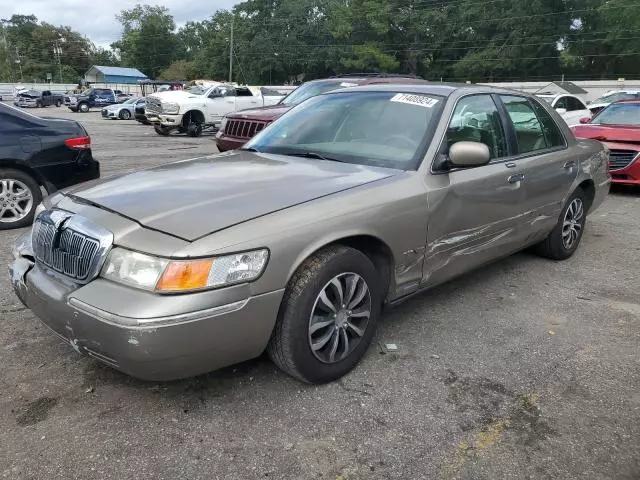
226, 120, 268, 139
609, 149, 639, 171
32, 211, 113, 283
146, 97, 162, 114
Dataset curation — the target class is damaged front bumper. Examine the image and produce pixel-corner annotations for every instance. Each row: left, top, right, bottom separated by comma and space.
9, 235, 284, 381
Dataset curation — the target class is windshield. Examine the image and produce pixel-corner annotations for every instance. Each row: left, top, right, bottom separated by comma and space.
591, 103, 640, 125
81, 88, 94, 96
185, 86, 206, 95
247, 91, 444, 170
537, 96, 554, 104
280, 81, 352, 106
123, 97, 137, 104
592, 92, 640, 104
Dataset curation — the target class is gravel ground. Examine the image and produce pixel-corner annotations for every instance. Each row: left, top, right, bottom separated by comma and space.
1, 107, 639, 480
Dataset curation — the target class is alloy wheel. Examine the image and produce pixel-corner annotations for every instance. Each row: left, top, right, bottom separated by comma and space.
308, 273, 372, 364
562, 198, 584, 249
0, 179, 33, 224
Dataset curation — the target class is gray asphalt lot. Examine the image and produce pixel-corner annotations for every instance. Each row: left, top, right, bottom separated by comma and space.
1, 106, 639, 480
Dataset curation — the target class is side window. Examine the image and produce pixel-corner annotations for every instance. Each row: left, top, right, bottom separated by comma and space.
0, 112, 35, 129
500, 95, 547, 154
554, 97, 568, 110
530, 99, 566, 148
445, 94, 507, 159
236, 88, 253, 97
567, 97, 586, 111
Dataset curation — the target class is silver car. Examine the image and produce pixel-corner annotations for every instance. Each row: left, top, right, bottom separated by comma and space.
101, 97, 143, 120
10, 85, 610, 384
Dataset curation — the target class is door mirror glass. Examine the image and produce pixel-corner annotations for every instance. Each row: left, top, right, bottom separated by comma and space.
579, 117, 591, 124
555, 107, 567, 114
449, 141, 491, 168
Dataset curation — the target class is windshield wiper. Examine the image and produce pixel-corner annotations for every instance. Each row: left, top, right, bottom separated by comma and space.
285, 151, 345, 163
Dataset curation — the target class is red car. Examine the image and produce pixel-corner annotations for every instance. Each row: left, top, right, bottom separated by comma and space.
215, 74, 430, 152
571, 99, 640, 185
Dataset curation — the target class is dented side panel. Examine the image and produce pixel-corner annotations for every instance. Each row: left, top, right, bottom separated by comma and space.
422, 162, 528, 287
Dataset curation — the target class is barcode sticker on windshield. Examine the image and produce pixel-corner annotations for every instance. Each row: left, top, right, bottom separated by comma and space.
390, 93, 439, 108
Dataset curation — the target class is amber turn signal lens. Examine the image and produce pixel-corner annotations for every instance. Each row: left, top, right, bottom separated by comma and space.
156, 259, 214, 292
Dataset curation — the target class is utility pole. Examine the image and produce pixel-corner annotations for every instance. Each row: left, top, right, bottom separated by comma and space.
229, 20, 234, 83
53, 40, 63, 84
15, 46, 23, 82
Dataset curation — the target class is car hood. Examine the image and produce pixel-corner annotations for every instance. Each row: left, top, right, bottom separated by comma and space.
571, 124, 640, 143
229, 104, 292, 121
149, 91, 203, 102
66, 151, 398, 241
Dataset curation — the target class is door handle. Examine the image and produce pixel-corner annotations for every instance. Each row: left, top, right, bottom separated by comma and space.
505, 162, 517, 168
564, 160, 577, 169
507, 173, 525, 184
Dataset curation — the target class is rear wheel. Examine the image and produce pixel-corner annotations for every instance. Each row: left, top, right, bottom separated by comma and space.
0, 169, 42, 230
154, 124, 171, 136
267, 245, 382, 384
119, 109, 131, 120
534, 188, 587, 260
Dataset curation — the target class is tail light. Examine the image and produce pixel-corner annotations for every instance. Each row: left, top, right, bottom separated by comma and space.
64, 136, 91, 150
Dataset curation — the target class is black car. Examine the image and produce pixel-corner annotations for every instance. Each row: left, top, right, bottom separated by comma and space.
134, 98, 150, 124
65, 88, 117, 113
0, 103, 100, 229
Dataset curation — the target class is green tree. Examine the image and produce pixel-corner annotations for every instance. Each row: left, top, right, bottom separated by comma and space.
111, 4, 178, 78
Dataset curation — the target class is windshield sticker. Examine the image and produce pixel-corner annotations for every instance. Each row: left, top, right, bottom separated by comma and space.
340, 82, 359, 87
390, 93, 439, 108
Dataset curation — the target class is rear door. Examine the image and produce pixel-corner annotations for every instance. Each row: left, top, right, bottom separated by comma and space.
424, 94, 528, 287
497, 95, 577, 242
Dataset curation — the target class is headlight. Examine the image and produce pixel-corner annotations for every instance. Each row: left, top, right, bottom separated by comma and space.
219, 116, 228, 133
101, 248, 269, 293
162, 102, 180, 114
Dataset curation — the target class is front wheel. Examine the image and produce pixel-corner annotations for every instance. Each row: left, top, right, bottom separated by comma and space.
154, 124, 172, 136
0, 169, 42, 230
78, 103, 89, 113
187, 122, 203, 137
119, 109, 131, 120
56, 100, 62, 107
534, 188, 587, 260
35, 101, 42, 108
267, 245, 382, 384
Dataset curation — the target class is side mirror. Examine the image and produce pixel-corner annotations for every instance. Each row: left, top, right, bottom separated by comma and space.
555, 107, 567, 114
579, 117, 591, 124
449, 141, 491, 168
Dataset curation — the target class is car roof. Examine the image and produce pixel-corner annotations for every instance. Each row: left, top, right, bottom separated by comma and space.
305, 74, 425, 86
614, 99, 640, 104
328, 83, 527, 98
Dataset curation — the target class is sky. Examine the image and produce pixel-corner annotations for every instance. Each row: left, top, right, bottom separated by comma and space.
3, 0, 239, 48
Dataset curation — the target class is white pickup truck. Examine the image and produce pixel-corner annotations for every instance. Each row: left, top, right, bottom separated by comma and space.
145, 84, 285, 137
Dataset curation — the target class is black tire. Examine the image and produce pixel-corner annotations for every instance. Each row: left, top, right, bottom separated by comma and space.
35, 101, 42, 108
187, 121, 203, 137
267, 245, 382, 384
177, 126, 187, 134
56, 100, 62, 107
119, 109, 131, 120
534, 188, 587, 260
0, 168, 43, 230
154, 124, 171, 136
78, 103, 89, 113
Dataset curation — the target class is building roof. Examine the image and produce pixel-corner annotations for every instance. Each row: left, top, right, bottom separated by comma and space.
552, 81, 588, 95
90, 65, 148, 78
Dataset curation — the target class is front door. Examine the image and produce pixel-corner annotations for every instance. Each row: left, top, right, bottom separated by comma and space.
206, 86, 236, 123
498, 95, 578, 242
423, 94, 528, 287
